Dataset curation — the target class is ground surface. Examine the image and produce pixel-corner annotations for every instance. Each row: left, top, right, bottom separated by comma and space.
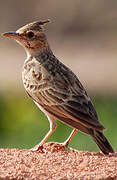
0, 142, 117, 180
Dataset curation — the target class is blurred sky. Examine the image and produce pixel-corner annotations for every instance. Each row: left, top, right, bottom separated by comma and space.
0, 0, 117, 94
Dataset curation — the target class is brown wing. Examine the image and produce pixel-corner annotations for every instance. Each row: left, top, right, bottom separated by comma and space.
32, 83, 104, 131
45, 95, 103, 130
26, 60, 104, 131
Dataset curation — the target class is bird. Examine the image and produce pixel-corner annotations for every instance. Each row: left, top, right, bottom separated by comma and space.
3, 19, 114, 154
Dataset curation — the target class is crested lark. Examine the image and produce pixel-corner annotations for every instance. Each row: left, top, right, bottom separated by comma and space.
3, 20, 114, 154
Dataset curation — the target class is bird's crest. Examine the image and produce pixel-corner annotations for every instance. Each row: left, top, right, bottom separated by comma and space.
17, 19, 50, 33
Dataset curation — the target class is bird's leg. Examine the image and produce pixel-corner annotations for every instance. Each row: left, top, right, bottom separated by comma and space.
62, 128, 77, 147
31, 117, 56, 152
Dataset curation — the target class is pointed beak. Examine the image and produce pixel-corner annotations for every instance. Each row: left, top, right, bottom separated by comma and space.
2, 32, 20, 39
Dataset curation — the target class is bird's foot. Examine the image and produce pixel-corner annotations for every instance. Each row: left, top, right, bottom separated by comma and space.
60, 141, 73, 151
44, 142, 72, 152
27, 141, 73, 154
28, 145, 46, 153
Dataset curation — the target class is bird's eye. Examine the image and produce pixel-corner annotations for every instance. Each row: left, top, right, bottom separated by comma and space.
27, 31, 34, 38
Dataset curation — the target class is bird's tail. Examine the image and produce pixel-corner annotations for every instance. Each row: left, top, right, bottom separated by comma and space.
90, 129, 114, 155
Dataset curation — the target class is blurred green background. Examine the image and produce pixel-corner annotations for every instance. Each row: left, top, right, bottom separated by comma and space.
0, 0, 117, 152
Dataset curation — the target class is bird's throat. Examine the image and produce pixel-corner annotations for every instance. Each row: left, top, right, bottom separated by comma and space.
25, 41, 50, 58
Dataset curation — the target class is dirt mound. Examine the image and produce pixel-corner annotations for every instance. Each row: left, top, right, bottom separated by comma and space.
0, 142, 116, 179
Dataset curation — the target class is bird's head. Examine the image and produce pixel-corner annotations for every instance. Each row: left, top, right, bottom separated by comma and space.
3, 20, 50, 56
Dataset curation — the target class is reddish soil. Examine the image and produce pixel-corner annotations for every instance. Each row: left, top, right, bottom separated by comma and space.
0, 142, 117, 180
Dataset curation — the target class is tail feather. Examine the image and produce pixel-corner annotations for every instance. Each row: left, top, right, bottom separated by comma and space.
90, 130, 114, 155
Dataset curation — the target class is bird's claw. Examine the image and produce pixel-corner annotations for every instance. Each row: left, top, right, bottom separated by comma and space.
29, 145, 46, 153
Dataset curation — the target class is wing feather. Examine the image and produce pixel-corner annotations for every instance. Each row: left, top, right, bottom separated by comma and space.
27, 61, 104, 131
34, 87, 104, 130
